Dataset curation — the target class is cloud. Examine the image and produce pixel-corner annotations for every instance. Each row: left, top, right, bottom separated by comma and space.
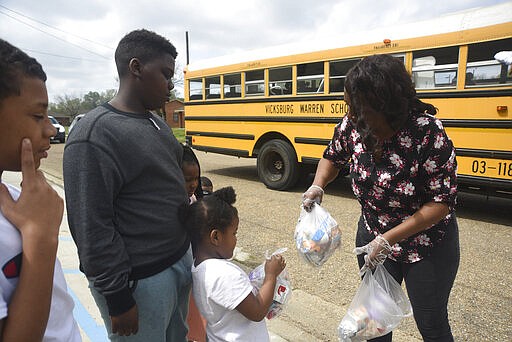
1, 0, 509, 102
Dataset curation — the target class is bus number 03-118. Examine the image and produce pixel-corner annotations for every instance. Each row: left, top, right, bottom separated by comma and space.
471, 160, 512, 177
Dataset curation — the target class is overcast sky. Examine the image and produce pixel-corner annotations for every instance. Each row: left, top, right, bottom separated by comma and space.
1, 0, 509, 102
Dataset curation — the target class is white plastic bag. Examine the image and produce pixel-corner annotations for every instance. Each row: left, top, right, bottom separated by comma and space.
338, 265, 412, 341
294, 203, 341, 267
248, 247, 292, 319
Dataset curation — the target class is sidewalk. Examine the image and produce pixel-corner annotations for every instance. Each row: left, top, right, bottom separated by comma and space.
2, 171, 287, 342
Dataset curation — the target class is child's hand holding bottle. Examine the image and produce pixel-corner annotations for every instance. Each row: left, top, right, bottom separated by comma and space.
264, 254, 286, 279
247, 251, 290, 320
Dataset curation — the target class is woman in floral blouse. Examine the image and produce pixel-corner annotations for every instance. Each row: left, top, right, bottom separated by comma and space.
303, 54, 460, 341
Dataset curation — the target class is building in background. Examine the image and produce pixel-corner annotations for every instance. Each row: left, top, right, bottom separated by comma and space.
165, 99, 185, 128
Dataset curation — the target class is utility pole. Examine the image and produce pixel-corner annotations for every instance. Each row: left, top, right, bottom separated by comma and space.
185, 31, 190, 65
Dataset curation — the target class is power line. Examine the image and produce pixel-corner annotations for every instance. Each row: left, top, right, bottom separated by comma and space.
0, 9, 109, 59
0, 4, 113, 50
22, 48, 107, 63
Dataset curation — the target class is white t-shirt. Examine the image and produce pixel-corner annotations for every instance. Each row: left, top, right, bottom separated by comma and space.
192, 258, 269, 342
0, 182, 81, 341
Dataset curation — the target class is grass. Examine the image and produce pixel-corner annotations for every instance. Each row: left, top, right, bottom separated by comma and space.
172, 128, 185, 143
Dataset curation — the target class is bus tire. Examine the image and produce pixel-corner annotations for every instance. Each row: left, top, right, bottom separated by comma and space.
257, 139, 300, 190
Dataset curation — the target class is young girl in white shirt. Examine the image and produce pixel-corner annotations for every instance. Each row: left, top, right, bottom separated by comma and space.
183, 186, 286, 342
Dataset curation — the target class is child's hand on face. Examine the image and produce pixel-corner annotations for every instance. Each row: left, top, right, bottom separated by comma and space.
0, 139, 63, 247
264, 254, 286, 278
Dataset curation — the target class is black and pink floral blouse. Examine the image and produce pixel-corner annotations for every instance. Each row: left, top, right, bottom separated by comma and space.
324, 112, 457, 263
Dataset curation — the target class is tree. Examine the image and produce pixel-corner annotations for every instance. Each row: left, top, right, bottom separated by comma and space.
81, 91, 102, 111
170, 61, 184, 101
49, 89, 116, 117
81, 90, 116, 113
50, 94, 81, 117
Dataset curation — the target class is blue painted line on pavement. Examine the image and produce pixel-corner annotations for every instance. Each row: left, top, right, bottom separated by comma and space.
63, 268, 81, 274
59, 236, 73, 241
64, 271, 108, 342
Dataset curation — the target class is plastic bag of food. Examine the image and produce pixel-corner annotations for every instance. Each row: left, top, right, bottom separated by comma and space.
294, 203, 341, 267
248, 247, 291, 319
338, 264, 412, 341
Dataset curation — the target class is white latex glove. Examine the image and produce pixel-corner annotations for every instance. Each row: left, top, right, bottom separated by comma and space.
353, 235, 392, 274
301, 185, 324, 212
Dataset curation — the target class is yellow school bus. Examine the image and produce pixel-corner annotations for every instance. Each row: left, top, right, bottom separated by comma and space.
184, 3, 512, 197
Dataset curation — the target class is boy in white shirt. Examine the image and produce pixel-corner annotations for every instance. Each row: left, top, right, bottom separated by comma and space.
0, 38, 81, 341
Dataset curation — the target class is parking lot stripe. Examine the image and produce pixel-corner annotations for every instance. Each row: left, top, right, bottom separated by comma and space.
64, 271, 108, 342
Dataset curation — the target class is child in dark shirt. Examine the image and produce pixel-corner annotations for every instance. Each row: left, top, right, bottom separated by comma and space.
200, 176, 213, 196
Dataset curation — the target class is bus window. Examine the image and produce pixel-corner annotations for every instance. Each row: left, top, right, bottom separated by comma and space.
412, 46, 458, 89
297, 62, 324, 94
245, 69, 264, 96
329, 59, 360, 93
189, 78, 203, 100
205, 76, 221, 99
393, 54, 406, 64
269, 67, 292, 96
224, 73, 242, 98
467, 38, 512, 87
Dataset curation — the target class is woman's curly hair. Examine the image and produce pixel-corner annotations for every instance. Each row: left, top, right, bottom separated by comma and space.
344, 54, 436, 159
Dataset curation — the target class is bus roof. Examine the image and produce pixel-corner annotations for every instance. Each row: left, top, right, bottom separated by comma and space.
187, 2, 512, 72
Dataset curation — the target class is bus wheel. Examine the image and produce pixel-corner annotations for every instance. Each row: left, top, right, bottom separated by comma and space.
257, 139, 300, 190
